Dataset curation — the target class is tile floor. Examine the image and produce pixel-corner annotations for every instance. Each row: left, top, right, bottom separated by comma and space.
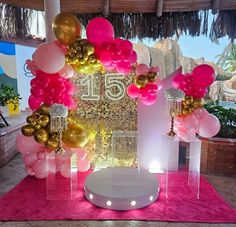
0, 154, 236, 227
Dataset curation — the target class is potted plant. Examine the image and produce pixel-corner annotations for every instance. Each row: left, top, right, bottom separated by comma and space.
0, 84, 21, 117
200, 100, 236, 176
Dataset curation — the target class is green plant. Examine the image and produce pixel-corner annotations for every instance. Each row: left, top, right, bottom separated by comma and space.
0, 84, 21, 110
204, 101, 236, 138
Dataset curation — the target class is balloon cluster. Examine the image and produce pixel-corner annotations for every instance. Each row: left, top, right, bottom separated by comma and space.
172, 64, 220, 141
180, 96, 204, 116
175, 108, 221, 142
172, 64, 215, 98
66, 38, 103, 74
29, 71, 76, 110
86, 17, 137, 75
127, 64, 162, 105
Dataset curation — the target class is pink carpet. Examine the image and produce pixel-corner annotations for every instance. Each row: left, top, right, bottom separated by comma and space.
0, 171, 236, 223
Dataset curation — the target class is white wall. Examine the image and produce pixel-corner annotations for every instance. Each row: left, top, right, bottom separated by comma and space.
16, 45, 35, 110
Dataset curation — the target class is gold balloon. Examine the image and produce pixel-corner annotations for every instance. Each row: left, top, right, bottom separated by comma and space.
39, 103, 50, 115
193, 98, 204, 108
34, 124, 41, 130
62, 123, 89, 148
46, 134, 59, 151
34, 128, 49, 144
182, 109, 189, 115
53, 12, 81, 46
134, 75, 149, 88
38, 115, 50, 127
26, 115, 37, 124
147, 73, 157, 83
185, 96, 194, 105
21, 124, 34, 136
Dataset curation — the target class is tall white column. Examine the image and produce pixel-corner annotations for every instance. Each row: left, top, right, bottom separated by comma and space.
44, 0, 61, 43
137, 68, 182, 172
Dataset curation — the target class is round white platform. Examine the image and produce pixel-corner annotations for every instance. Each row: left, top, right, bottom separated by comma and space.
84, 167, 160, 210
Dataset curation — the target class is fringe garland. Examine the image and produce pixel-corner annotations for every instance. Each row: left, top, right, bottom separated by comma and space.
0, 3, 235, 43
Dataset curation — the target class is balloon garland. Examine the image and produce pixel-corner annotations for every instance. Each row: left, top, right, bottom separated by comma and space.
172, 64, 221, 142
16, 13, 220, 178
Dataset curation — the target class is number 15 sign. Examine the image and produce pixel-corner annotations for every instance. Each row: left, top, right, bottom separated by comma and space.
79, 74, 127, 101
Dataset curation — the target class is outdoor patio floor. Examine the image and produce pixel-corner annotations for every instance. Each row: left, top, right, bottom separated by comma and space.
0, 154, 236, 227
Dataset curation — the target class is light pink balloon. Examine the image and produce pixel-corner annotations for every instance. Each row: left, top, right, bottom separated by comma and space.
16, 133, 44, 154
182, 114, 199, 130
76, 148, 86, 160
26, 167, 35, 176
32, 159, 47, 179
192, 108, 208, 120
156, 77, 163, 90
127, 84, 139, 99
78, 159, 90, 172
198, 114, 221, 138
149, 66, 160, 73
33, 43, 65, 74
58, 65, 75, 78
23, 152, 38, 166
140, 95, 157, 106
38, 152, 45, 160
136, 64, 149, 76
179, 129, 196, 142
60, 163, 71, 178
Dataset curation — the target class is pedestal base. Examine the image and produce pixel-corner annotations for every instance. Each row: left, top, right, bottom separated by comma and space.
84, 167, 160, 210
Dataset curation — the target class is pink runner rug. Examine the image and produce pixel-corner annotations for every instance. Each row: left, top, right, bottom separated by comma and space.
0, 171, 236, 223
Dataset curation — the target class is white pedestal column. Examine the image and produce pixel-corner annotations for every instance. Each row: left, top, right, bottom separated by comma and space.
44, 0, 60, 43
137, 68, 182, 172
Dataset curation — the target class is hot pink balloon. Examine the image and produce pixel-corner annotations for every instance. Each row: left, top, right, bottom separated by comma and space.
127, 84, 139, 99
28, 95, 43, 111
149, 66, 160, 74
78, 159, 90, 172
33, 42, 65, 74
32, 159, 47, 179
198, 114, 220, 138
26, 167, 35, 176
140, 95, 157, 106
16, 133, 44, 154
130, 50, 137, 63
23, 152, 38, 166
86, 18, 114, 45
136, 64, 149, 76
116, 61, 132, 75
172, 74, 185, 89
192, 64, 215, 88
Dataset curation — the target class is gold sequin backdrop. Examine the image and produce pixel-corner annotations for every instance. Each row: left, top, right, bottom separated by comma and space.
73, 73, 137, 169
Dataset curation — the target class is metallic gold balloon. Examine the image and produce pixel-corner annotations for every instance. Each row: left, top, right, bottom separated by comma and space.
39, 115, 50, 127
45, 134, 59, 151
62, 123, 89, 148
21, 124, 34, 136
192, 98, 204, 108
53, 13, 81, 46
182, 109, 189, 115
34, 124, 41, 130
147, 73, 157, 83
39, 103, 50, 115
134, 75, 149, 88
26, 115, 37, 124
185, 96, 194, 105
34, 128, 49, 144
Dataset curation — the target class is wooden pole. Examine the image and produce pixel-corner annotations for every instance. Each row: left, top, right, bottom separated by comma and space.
44, 0, 60, 43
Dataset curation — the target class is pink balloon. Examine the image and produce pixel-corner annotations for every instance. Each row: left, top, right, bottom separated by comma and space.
192, 64, 215, 88
192, 108, 208, 120
172, 74, 185, 89
32, 159, 47, 179
127, 84, 140, 99
38, 152, 45, 160
130, 51, 137, 63
77, 148, 87, 160
116, 61, 132, 75
28, 95, 43, 111
54, 40, 68, 55
23, 152, 38, 166
182, 114, 199, 130
16, 133, 44, 154
198, 114, 221, 138
30, 86, 45, 98
179, 129, 196, 142
140, 94, 157, 106
156, 77, 163, 90
86, 18, 114, 45
26, 167, 35, 176
58, 65, 75, 78
78, 159, 90, 172
136, 64, 149, 76
60, 163, 71, 178
33, 43, 65, 74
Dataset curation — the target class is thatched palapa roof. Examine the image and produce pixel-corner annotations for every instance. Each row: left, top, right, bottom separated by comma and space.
0, 0, 236, 46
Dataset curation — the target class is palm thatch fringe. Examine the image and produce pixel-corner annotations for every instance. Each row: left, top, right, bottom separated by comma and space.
0, 3, 235, 44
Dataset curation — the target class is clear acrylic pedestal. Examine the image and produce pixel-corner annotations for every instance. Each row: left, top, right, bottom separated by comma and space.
161, 135, 201, 199
46, 151, 78, 200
